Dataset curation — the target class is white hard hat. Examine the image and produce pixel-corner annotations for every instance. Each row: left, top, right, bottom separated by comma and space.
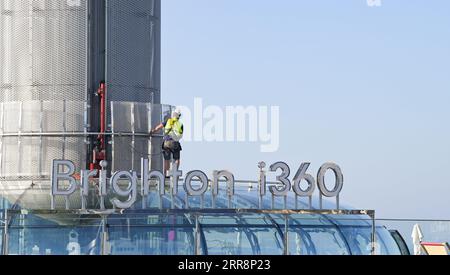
172, 108, 182, 118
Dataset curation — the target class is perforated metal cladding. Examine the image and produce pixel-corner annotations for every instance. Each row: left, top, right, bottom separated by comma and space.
106, 0, 160, 105
111, 102, 147, 172
0, 0, 162, 183
0, 101, 86, 179
111, 102, 170, 173
0, 0, 88, 179
0, 0, 88, 101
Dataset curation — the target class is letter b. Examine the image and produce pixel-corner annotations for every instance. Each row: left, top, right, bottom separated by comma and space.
51, 160, 77, 197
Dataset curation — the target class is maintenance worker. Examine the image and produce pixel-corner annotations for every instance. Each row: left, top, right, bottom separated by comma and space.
151, 109, 184, 178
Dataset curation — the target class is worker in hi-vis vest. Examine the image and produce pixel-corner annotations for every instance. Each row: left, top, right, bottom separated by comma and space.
151, 108, 184, 178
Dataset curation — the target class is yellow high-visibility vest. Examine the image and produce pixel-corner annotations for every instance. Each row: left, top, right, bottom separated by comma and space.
165, 118, 183, 141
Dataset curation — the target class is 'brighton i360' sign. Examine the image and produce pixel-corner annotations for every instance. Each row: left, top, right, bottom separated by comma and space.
51, 159, 344, 211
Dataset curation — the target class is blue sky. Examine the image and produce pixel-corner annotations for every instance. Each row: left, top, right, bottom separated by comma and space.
161, 0, 450, 219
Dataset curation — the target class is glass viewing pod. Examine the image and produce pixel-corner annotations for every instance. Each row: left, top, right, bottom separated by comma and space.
0, 183, 408, 255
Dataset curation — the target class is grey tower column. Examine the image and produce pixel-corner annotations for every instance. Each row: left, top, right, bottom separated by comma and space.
0, 0, 163, 210
0, 0, 89, 179
86, 0, 162, 173
103, 0, 162, 172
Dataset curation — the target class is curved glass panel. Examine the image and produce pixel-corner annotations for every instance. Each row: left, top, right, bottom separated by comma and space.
202, 217, 283, 255
376, 227, 402, 255
297, 227, 350, 255
106, 214, 195, 255
6, 214, 101, 255
0, 189, 406, 255
338, 226, 401, 255
286, 215, 351, 255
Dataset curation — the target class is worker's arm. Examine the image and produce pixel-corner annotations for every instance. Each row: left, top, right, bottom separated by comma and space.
150, 123, 164, 135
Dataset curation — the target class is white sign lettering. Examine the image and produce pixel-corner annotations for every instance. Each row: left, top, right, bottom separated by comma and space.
50, 159, 344, 210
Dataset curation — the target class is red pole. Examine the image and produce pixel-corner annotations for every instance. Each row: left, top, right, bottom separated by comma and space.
97, 82, 106, 151
90, 82, 107, 171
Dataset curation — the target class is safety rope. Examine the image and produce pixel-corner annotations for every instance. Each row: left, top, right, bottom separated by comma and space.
126, 142, 164, 157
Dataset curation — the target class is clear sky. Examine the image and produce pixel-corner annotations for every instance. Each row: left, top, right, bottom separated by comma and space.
161, 0, 450, 219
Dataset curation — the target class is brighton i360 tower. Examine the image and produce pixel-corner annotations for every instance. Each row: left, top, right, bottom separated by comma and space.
0, 0, 167, 210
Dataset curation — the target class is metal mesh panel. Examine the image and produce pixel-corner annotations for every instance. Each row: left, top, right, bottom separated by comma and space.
111, 102, 148, 172
41, 137, 64, 175
106, 0, 160, 105
2, 101, 20, 133
0, 86, 89, 102
65, 101, 85, 132
18, 137, 41, 177
22, 101, 41, 132
1, 137, 19, 176
0, 100, 86, 179
133, 137, 150, 170
0, 1, 163, 211
63, 137, 86, 170
0, 1, 88, 178
111, 102, 133, 133
134, 103, 150, 133
111, 102, 170, 173
42, 101, 64, 132
0, 0, 88, 101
